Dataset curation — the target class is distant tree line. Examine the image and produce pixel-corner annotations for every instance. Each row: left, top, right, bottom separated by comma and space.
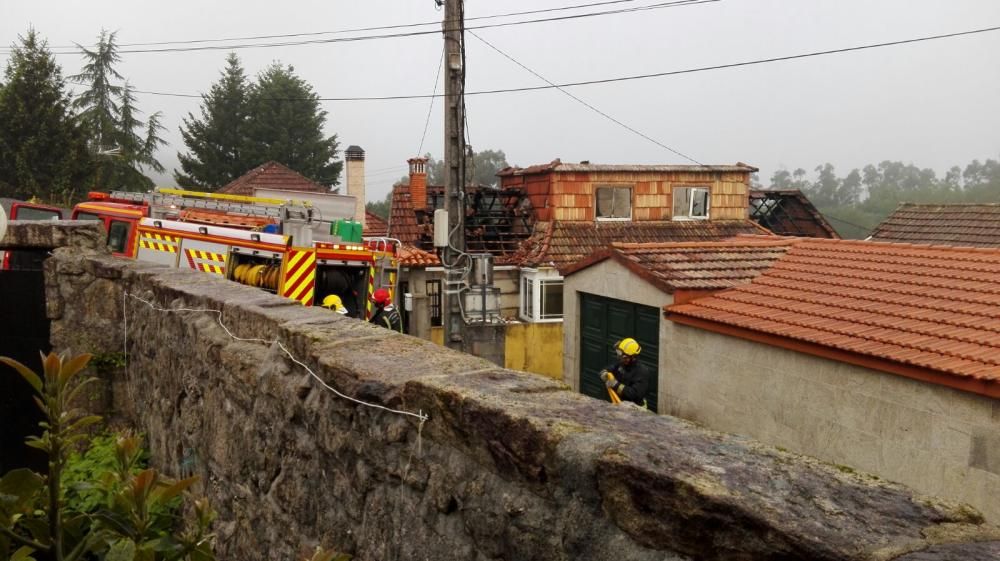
0, 28, 341, 206
766, 157, 1000, 239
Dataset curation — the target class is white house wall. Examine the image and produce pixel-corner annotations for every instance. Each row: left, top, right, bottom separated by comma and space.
665, 322, 1000, 522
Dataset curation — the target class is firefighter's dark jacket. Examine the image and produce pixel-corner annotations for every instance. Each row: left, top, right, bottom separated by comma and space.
370, 304, 403, 332
605, 359, 650, 406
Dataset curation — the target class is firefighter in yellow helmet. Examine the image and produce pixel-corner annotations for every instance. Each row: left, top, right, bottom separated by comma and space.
321, 294, 348, 315
600, 337, 650, 408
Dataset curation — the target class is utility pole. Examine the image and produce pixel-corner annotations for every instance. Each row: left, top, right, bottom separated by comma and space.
442, 0, 466, 350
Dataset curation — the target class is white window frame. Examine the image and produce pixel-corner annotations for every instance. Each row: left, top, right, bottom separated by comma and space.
595, 185, 633, 221
519, 268, 564, 323
672, 185, 711, 220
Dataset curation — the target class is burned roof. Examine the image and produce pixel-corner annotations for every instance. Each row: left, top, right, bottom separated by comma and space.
750, 189, 840, 239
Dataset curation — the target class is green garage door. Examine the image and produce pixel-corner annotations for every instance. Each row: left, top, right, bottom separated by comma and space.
580, 293, 659, 412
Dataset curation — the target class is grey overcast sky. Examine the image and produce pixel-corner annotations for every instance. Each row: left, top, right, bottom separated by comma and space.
2, 0, 999, 202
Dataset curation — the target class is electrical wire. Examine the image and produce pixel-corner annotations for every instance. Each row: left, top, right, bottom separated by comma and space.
417, 46, 445, 157
123, 291, 430, 423
5, 0, 719, 55
100, 25, 1000, 102
19, 0, 649, 51
470, 30, 702, 164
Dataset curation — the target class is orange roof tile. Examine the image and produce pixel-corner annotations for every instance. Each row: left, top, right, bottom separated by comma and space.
363, 211, 388, 238
563, 239, 794, 293
397, 244, 440, 267
217, 161, 329, 196
511, 220, 773, 272
667, 237, 1000, 394
870, 203, 1000, 247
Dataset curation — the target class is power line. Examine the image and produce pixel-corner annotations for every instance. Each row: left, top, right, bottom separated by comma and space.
469, 30, 702, 164
109, 25, 1000, 102
2, 0, 719, 55
17, 0, 646, 50
417, 47, 445, 157
819, 211, 873, 234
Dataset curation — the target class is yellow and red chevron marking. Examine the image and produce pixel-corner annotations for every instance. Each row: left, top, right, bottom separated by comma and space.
138, 232, 179, 253
281, 249, 316, 306
184, 249, 226, 276
365, 265, 375, 320
388, 270, 397, 301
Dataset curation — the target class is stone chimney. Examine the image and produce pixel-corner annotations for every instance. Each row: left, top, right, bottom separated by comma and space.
345, 145, 365, 227
408, 157, 428, 212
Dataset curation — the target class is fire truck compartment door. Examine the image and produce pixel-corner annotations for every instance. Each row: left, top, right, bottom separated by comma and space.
177, 238, 229, 276
136, 228, 181, 268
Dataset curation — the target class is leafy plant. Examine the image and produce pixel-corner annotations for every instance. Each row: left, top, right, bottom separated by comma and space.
0, 351, 216, 561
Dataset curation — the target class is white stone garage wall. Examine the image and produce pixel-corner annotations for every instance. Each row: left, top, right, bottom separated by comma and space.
664, 322, 1000, 521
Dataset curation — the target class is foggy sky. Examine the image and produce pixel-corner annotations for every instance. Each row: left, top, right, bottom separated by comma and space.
2, 0, 998, 203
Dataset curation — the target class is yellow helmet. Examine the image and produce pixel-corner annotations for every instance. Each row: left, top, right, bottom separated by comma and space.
322, 294, 348, 314
615, 337, 641, 357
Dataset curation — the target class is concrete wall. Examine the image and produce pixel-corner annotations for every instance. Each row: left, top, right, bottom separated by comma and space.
563, 260, 672, 404
17, 221, 1000, 561
504, 322, 563, 379
664, 323, 1000, 522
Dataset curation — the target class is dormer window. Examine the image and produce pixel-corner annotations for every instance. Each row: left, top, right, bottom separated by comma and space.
596, 186, 632, 220
672, 186, 710, 220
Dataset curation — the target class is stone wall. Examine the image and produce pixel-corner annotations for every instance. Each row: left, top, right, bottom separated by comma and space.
664, 323, 1000, 523
23, 222, 1000, 560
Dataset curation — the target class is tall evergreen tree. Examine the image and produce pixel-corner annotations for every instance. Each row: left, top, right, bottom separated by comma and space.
175, 53, 251, 189
71, 30, 166, 191
245, 63, 341, 186
0, 29, 91, 203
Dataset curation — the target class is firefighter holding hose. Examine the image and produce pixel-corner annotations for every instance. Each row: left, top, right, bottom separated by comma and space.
600, 338, 650, 408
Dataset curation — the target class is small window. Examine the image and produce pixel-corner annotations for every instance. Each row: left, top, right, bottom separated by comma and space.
672, 186, 710, 220
540, 279, 563, 320
426, 280, 442, 327
107, 220, 132, 253
73, 212, 102, 221
13, 206, 62, 220
596, 186, 631, 220
520, 269, 563, 322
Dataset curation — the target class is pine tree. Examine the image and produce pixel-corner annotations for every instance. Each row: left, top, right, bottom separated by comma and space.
71, 30, 166, 191
174, 53, 252, 189
0, 29, 92, 203
244, 63, 341, 186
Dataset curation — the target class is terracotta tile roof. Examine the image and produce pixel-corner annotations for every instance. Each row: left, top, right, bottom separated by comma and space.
667, 237, 1000, 395
869, 203, 1000, 247
217, 161, 329, 196
510, 220, 773, 272
563, 239, 794, 293
363, 211, 388, 238
750, 189, 840, 239
387, 184, 422, 244
397, 244, 441, 267
497, 159, 758, 176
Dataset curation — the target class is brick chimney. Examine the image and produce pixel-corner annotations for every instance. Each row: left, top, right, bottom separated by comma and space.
345, 145, 365, 227
408, 157, 428, 212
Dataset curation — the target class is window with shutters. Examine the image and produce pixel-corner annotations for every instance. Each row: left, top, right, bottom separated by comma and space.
595, 186, 632, 220
672, 186, 710, 220
426, 280, 442, 327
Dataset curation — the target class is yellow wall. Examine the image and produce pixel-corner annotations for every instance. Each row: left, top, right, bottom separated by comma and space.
430, 326, 443, 346
505, 322, 564, 379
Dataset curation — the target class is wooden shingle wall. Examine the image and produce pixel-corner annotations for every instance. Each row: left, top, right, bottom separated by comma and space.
501, 170, 750, 222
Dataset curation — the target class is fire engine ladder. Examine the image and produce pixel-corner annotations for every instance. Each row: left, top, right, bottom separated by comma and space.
108, 188, 312, 220
367, 237, 402, 293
